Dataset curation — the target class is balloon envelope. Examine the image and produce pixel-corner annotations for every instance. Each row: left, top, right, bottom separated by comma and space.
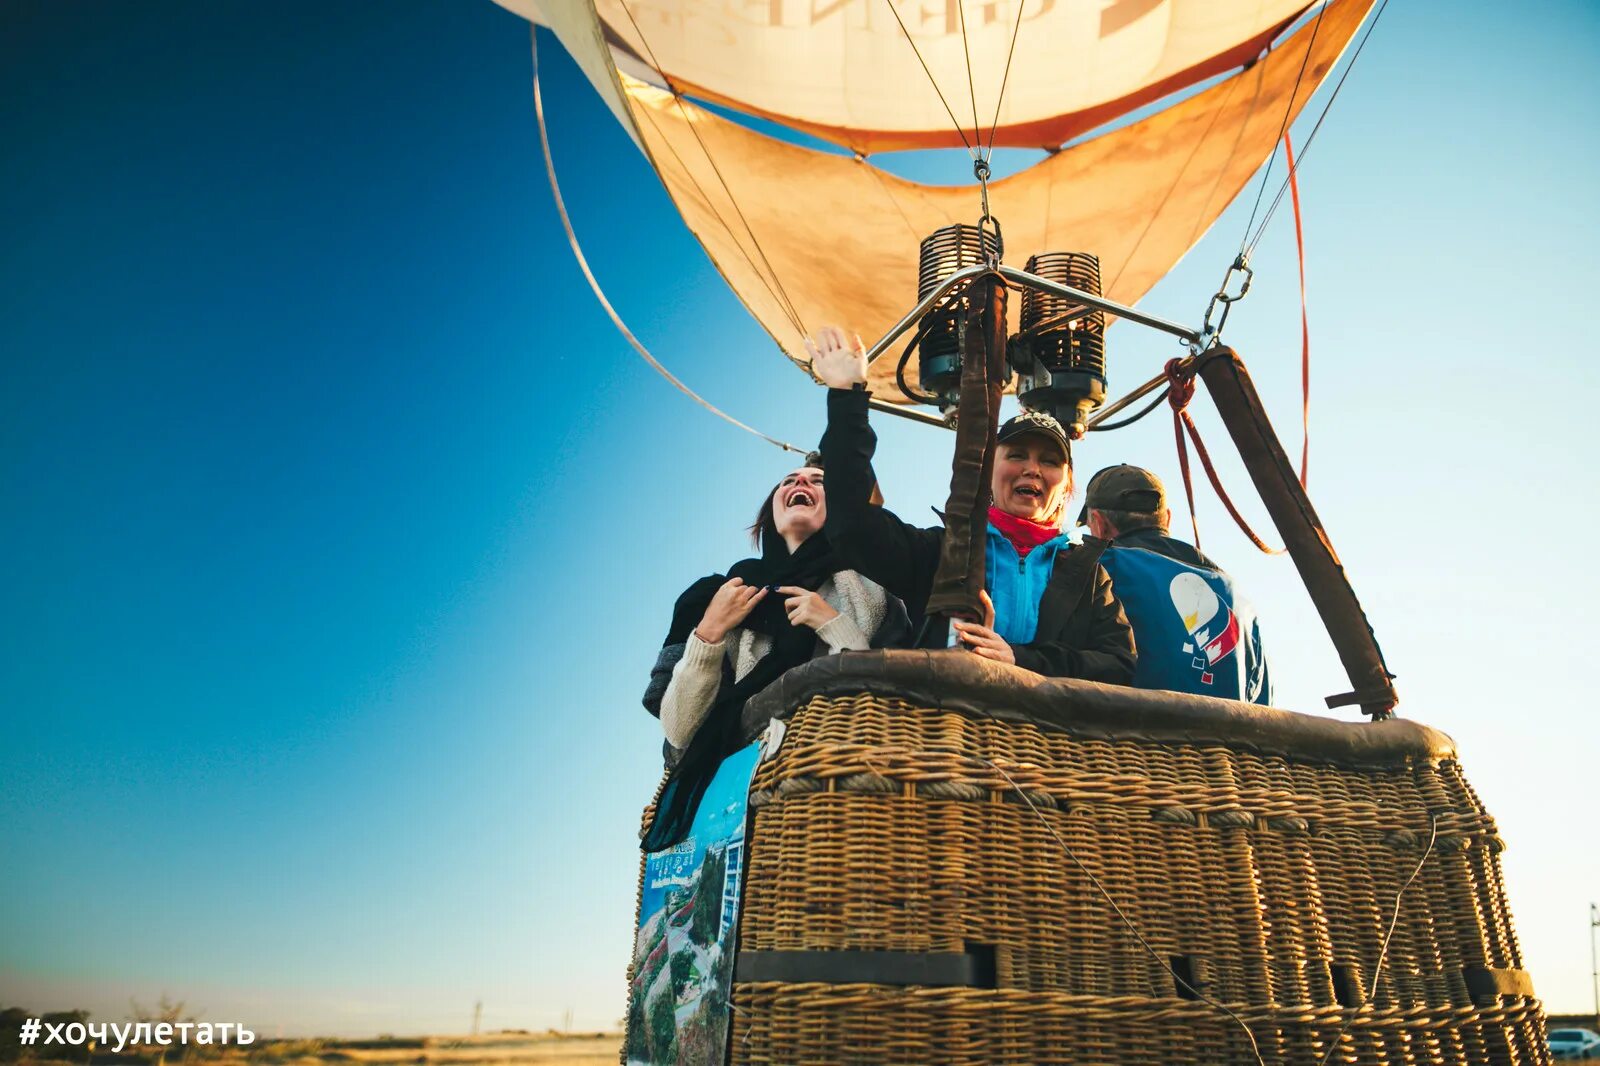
503, 0, 1372, 403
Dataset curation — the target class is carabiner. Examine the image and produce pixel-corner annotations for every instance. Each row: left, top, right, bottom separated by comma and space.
1200, 254, 1254, 345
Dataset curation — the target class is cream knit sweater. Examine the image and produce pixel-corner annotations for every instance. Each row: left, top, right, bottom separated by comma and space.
659, 570, 890, 748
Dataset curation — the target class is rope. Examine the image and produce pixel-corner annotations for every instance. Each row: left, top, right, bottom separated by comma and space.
1165, 359, 1283, 555
1107, 66, 1245, 295
954, 0, 983, 153
1314, 813, 1439, 1066
614, 1, 811, 338
881, 0, 979, 160
984, 0, 1029, 157
1244, 0, 1394, 256
1236, 0, 1331, 256
626, 100, 809, 338
530, 30, 802, 455
961, 735, 1267, 1066
1284, 130, 1311, 488
1185, 58, 1268, 252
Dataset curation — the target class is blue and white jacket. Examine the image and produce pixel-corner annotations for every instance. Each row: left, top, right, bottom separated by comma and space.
1098, 528, 1272, 705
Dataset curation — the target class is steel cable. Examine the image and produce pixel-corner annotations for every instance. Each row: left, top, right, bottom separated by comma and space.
614, 1, 813, 338
530, 30, 802, 455
1236, 0, 1332, 256
1245, 0, 1394, 257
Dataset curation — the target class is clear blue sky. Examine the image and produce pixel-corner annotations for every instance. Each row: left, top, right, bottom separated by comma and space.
2, 0, 1597, 1037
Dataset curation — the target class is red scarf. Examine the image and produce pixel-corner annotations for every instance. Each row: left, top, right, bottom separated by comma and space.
987, 505, 1061, 558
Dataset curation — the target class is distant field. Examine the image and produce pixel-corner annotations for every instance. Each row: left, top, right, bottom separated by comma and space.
24, 1032, 622, 1066
303, 1033, 621, 1066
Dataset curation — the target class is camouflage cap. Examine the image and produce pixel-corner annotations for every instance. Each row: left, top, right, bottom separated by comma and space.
1076, 465, 1166, 524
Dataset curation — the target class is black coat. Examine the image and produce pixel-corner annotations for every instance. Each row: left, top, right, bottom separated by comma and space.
819, 387, 1136, 685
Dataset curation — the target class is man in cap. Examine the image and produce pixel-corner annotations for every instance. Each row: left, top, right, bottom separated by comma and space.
1081, 465, 1271, 704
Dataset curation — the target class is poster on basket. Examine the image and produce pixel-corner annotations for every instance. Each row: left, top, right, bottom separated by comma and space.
625, 742, 759, 1066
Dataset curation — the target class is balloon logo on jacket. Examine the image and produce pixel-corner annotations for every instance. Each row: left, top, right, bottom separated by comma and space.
1168, 573, 1241, 686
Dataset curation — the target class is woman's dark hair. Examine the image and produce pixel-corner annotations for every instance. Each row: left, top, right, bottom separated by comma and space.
749, 452, 824, 548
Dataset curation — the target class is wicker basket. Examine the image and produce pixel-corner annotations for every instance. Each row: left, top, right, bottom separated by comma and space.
719, 650, 1548, 1065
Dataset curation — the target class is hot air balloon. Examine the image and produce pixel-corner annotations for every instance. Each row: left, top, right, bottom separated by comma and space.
492, 3, 1552, 1062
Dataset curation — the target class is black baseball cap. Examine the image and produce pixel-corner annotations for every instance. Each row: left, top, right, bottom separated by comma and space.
1076, 465, 1166, 525
996, 410, 1071, 459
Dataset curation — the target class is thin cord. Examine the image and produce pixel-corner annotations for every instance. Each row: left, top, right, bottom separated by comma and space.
955, 0, 984, 153
1187, 59, 1269, 251
614, 1, 812, 337
1087, 387, 1170, 432
881, 0, 979, 159
530, 30, 802, 455
626, 98, 810, 338
859, 155, 926, 245
1314, 812, 1439, 1066
968, 743, 1267, 1066
913, 701, 1265, 1063
1245, 0, 1393, 256
985, 0, 1029, 157
1236, 0, 1331, 255
1107, 67, 1245, 295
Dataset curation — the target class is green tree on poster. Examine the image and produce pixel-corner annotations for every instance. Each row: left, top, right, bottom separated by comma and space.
690, 845, 726, 948
647, 988, 676, 1061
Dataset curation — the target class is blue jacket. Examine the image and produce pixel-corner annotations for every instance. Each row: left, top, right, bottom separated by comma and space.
983, 524, 1072, 645
1099, 536, 1272, 705
818, 389, 1135, 683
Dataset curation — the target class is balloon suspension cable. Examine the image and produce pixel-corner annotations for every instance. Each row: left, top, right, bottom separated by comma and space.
1314, 813, 1439, 1066
613, 1, 811, 339
529, 29, 802, 456
1245, 0, 1393, 258
985, 0, 1030, 157
1236, 0, 1332, 259
1209, 0, 1390, 349
880, 0, 978, 160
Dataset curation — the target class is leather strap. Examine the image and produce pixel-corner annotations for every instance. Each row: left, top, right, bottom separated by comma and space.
926, 273, 1007, 622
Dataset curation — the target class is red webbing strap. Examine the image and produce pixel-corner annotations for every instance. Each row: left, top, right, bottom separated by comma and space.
1166, 362, 1203, 551
1165, 358, 1284, 556
1284, 130, 1310, 489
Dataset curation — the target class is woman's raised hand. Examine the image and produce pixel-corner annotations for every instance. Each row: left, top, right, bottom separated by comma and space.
695, 578, 769, 644
777, 586, 840, 631
805, 325, 868, 390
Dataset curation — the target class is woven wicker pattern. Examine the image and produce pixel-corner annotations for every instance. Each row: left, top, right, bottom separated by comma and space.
728, 693, 1547, 1065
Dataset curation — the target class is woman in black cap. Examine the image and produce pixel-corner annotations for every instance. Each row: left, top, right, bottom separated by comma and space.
806, 326, 1134, 683
639, 454, 908, 849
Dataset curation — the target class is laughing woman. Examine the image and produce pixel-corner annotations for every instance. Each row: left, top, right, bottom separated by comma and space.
640, 456, 907, 848
807, 326, 1135, 683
